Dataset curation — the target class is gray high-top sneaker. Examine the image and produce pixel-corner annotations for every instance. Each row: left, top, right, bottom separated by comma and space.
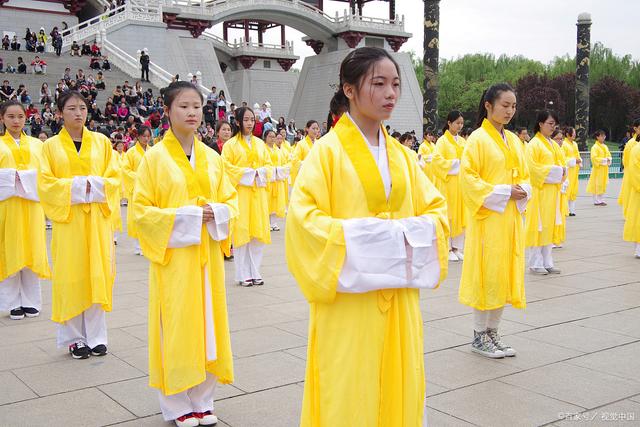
471, 330, 505, 358
486, 328, 516, 357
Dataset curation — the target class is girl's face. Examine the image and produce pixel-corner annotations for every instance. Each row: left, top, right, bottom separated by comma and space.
486, 91, 517, 126
276, 134, 284, 146
538, 116, 556, 138
116, 143, 124, 152
596, 133, 606, 143
38, 132, 47, 142
218, 123, 232, 142
166, 88, 203, 134
265, 132, 276, 146
1, 105, 26, 135
553, 132, 564, 144
448, 116, 464, 135
633, 125, 640, 136
279, 129, 286, 139
60, 97, 88, 128
307, 122, 320, 140
241, 110, 255, 135
138, 130, 151, 146
344, 57, 400, 123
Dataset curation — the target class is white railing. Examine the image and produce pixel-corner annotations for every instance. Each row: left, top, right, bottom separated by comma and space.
201, 32, 296, 57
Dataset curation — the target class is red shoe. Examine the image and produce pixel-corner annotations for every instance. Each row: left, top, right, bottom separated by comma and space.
175, 413, 198, 427
193, 410, 218, 425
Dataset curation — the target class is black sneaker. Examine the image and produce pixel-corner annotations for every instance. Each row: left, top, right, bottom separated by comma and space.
9, 308, 24, 320
252, 279, 264, 286
91, 344, 108, 356
22, 307, 40, 318
69, 341, 90, 359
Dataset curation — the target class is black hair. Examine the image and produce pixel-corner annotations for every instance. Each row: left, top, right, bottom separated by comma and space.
550, 128, 563, 139
56, 90, 89, 112
263, 129, 276, 140
0, 100, 27, 135
632, 118, 640, 130
305, 120, 318, 130
562, 126, 575, 139
476, 82, 515, 127
233, 107, 254, 137
593, 129, 606, 138
216, 120, 231, 134
533, 110, 559, 134
443, 110, 463, 134
137, 125, 152, 138
399, 132, 412, 144
162, 81, 203, 107
330, 47, 401, 114
391, 131, 402, 139
517, 127, 528, 135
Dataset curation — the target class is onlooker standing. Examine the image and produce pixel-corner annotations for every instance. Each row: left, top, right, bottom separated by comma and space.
139, 50, 150, 82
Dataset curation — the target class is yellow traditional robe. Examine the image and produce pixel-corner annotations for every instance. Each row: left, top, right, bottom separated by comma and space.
622, 143, 640, 243
133, 130, 238, 395
278, 143, 292, 204
286, 114, 449, 427
38, 127, 120, 323
0, 133, 50, 282
112, 150, 125, 231
417, 141, 435, 182
267, 144, 287, 217
221, 134, 272, 247
561, 138, 581, 202
618, 136, 638, 217
586, 141, 611, 195
554, 142, 568, 244
433, 131, 466, 238
290, 135, 313, 185
122, 143, 146, 238
524, 133, 565, 247
459, 120, 530, 310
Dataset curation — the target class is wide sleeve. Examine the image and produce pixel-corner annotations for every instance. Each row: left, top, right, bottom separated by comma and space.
38, 142, 74, 222
629, 149, 640, 193
97, 138, 122, 220
526, 142, 553, 188
208, 158, 238, 256
221, 142, 250, 187
591, 145, 606, 166
431, 141, 454, 182
0, 168, 17, 201
121, 149, 137, 198
460, 138, 497, 218
285, 144, 345, 304
132, 156, 178, 265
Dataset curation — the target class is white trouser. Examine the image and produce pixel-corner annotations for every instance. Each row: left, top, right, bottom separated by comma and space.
114, 231, 119, 243
0, 268, 41, 311
234, 239, 265, 282
635, 244, 640, 257
473, 307, 504, 332
57, 304, 107, 349
528, 245, 554, 269
158, 374, 217, 421
270, 213, 277, 225
568, 200, 576, 214
593, 194, 605, 204
450, 232, 465, 252
134, 239, 141, 253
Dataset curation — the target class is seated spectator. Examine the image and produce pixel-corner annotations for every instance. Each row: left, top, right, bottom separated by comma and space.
81, 41, 91, 56
50, 115, 63, 135
25, 103, 39, 119
25, 31, 36, 52
91, 41, 101, 57
76, 68, 86, 85
104, 118, 116, 135
67, 80, 78, 91
79, 82, 90, 98
102, 55, 111, 70
89, 102, 104, 122
31, 56, 47, 74
0, 57, 3, 73
125, 87, 138, 105
62, 67, 72, 83
2, 35, 9, 50
54, 80, 67, 102
263, 116, 274, 133
17, 57, 27, 74
70, 41, 80, 56
36, 28, 47, 53
104, 102, 117, 121
87, 119, 99, 132
10, 35, 20, 51
30, 114, 43, 136
112, 85, 125, 103
40, 82, 52, 104
96, 71, 107, 90
17, 84, 31, 104
117, 101, 129, 122
42, 104, 54, 126
89, 56, 101, 70
203, 100, 215, 127
88, 83, 97, 100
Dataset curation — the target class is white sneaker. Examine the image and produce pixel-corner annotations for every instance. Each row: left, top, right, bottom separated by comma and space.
175, 414, 199, 427
471, 330, 505, 359
448, 251, 459, 262
194, 411, 218, 425
454, 250, 464, 261
529, 267, 548, 275
486, 328, 516, 357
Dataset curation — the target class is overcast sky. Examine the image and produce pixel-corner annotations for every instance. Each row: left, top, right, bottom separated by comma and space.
210, 0, 639, 67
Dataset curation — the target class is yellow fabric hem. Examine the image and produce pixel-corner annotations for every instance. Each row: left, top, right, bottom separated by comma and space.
51, 300, 112, 324
458, 298, 527, 311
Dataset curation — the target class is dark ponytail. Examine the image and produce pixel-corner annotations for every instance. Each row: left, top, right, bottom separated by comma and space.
533, 110, 559, 134
442, 110, 463, 134
476, 82, 515, 127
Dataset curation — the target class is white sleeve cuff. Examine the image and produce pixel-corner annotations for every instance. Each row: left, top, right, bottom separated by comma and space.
239, 168, 256, 186
205, 203, 230, 241
482, 184, 512, 213
87, 176, 106, 203
561, 179, 569, 194
426, 154, 433, 163
15, 169, 39, 201
600, 158, 608, 165
71, 176, 89, 204
0, 168, 17, 201
168, 205, 203, 248
398, 216, 440, 290
255, 167, 268, 188
545, 165, 564, 184
276, 166, 290, 181
567, 158, 577, 167
447, 159, 460, 175
516, 183, 533, 213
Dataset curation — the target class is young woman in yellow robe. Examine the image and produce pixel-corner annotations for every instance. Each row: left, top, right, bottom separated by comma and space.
524, 110, 566, 275
0, 100, 50, 320
286, 47, 449, 427
132, 81, 238, 427
38, 91, 120, 360
112, 139, 125, 244
221, 107, 272, 287
622, 142, 640, 258
122, 126, 151, 255
433, 111, 467, 261
459, 83, 532, 359
290, 120, 320, 185
561, 126, 582, 216
586, 130, 612, 206
551, 129, 568, 246
417, 134, 435, 181
618, 120, 639, 217
264, 130, 289, 231
276, 130, 292, 204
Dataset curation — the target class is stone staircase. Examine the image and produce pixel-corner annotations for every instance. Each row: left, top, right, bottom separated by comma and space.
0, 49, 160, 109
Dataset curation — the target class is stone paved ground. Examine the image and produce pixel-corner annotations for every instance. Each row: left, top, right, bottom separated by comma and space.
0, 179, 639, 427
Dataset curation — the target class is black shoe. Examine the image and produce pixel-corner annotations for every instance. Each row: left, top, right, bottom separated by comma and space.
9, 308, 24, 320
224, 255, 234, 261
69, 341, 90, 359
91, 344, 108, 356
22, 307, 40, 318
569, 213, 576, 217
252, 279, 264, 286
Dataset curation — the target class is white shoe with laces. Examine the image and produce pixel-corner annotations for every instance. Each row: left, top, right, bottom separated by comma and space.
448, 251, 459, 262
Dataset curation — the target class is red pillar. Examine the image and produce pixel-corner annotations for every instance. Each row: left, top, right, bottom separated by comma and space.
280, 24, 285, 47
243, 19, 249, 42
257, 24, 263, 45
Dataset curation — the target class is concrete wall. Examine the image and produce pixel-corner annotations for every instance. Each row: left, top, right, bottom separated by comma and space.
224, 68, 299, 120
289, 49, 423, 138
0, 1, 78, 38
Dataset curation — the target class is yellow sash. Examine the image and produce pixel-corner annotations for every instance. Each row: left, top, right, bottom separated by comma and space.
59, 127, 92, 176
235, 133, 259, 169
135, 142, 146, 157
333, 114, 406, 216
161, 129, 212, 203
481, 119, 523, 183
535, 132, 564, 166
444, 130, 464, 159
1, 132, 31, 169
